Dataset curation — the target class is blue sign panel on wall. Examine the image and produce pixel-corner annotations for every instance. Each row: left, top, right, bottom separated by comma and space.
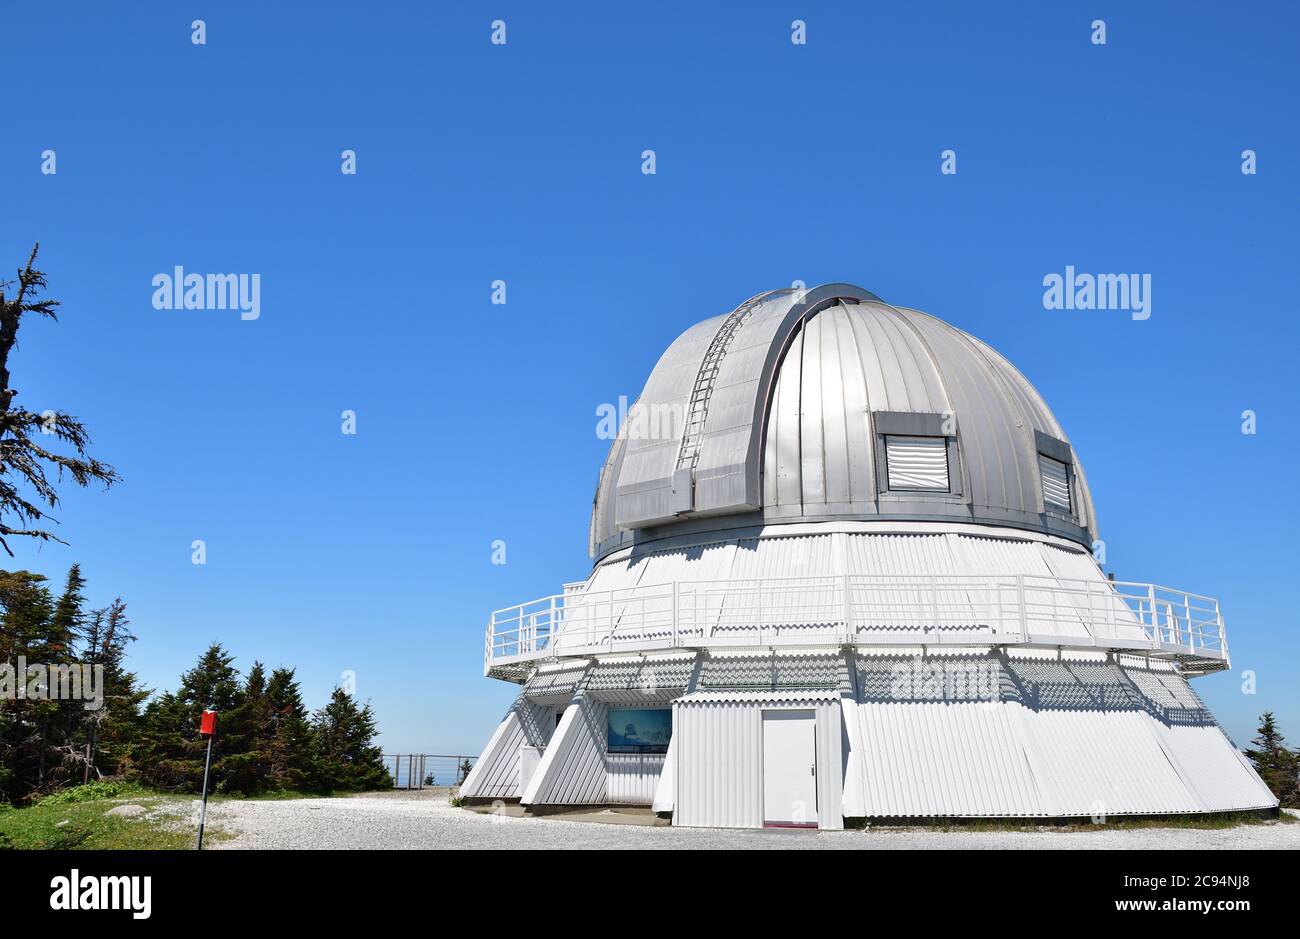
607, 707, 672, 753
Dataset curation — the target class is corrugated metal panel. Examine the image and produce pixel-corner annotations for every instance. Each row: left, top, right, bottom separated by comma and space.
564, 542, 739, 645
1120, 661, 1276, 810
678, 690, 840, 704
585, 555, 650, 593
851, 653, 1043, 816
585, 654, 695, 694
845, 531, 958, 575
626, 540, 739, 584
459, 709, 525, 799
845, 532, 974, 634
845, 652, 1276, 817
495, 653, 1275, 819
522, 696, 608, 805
1037, 542, 1146, 643
523, 661, 589, 699
1147, 723, 1277, 810
696, 651, 844, 691
674, 700, 762, 828
726, 534, 835, 578
947, 533, 1090, 639
885, 436, 950, 490
461, 699, 557, 799
651, 736, 677, 812
1017, 706, 1196, 815
606, 754, 666, 804
856, 700, 1045, 816
581, 529, 1143, 643
674, 696, 842, 829
722, 534, 838, 630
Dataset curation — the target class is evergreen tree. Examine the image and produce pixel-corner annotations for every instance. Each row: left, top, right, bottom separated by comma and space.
135, 643, 245, 792
37, 566, 88, 787
6, 601, 399, 801
265, 667, 313, 790
216, 661, 274, 793
0, 570, 56, 801
1246, 712, 1300, 808
309, 688, 392, 791
0, 244, 119, 554
0, 567, 145, 802
79, 600, 148, 782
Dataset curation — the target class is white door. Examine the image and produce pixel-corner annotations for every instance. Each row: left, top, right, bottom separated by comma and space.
761, 709, 818, 827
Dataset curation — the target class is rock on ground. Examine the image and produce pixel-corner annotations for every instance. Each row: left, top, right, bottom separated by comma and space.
104, 803, 149, 817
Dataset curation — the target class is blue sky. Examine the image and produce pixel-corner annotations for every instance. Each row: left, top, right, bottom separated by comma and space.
3, 1, 1297, 753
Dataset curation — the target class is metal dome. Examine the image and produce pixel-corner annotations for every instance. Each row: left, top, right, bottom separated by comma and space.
469, 283, 1261, 828
591, 284, 1096, 561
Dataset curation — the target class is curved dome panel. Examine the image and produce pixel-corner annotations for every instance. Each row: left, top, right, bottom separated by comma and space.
591, 285, 1097, 560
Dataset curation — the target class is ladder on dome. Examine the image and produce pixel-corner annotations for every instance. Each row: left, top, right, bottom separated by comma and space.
674, 290, 781, 473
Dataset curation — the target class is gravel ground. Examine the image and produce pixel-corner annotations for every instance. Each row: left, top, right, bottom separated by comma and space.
203, 791, 1300, 850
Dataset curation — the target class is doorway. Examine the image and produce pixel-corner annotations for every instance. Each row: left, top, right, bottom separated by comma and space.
761, 709, 818, 828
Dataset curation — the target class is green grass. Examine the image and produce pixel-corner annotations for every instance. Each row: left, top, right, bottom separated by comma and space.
0, 791, 195, 850
32, 780, 150, 807
0, 782, 363, 849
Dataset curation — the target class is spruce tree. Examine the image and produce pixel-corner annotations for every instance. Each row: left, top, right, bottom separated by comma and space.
265, 667, 313, 790
0, 570, 55, 801
0, 567, 146, 801
36, 566, 87, 787
217, 662, 273, 793
1246, 712, 1300, 808
80, 600, 148, 782
0, 244, 119, 554
135, 643, 245, 791
309, 688, 392, 791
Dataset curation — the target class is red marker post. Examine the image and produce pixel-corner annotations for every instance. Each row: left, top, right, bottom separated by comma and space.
196, 709, 218, 850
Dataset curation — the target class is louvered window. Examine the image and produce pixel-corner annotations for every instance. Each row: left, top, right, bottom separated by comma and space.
1039, 454, 1072, 511
885, 435, 950, 491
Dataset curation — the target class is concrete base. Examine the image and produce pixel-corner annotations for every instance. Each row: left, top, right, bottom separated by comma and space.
460, 802, 671, 826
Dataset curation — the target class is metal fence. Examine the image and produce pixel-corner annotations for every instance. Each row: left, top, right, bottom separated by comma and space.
487, 573, 1228, 672
383, 753, 476, 790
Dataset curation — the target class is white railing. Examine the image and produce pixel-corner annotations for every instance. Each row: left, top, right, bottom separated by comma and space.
484, 574, 1228, 674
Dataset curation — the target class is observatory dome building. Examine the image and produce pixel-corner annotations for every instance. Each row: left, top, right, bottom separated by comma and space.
462, 284, 1276, 828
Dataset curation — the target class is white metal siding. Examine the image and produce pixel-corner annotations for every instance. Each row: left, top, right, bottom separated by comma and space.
674, 694, 843, 829
1018, 705, 1196, 815
576, 529, 1152, 647
855, 699, 1044, 816
522, 697, 609, 805
606, 754, 666, 804
460, 700, 556, 800
1121, 662, 1276, 810
1039, 454, 1071, 511
652, 736, 677, 812
885, 436, 949, 491
1147, 723, 1276, 810
675, 700, 761, 828
846, 654, 1277, 817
